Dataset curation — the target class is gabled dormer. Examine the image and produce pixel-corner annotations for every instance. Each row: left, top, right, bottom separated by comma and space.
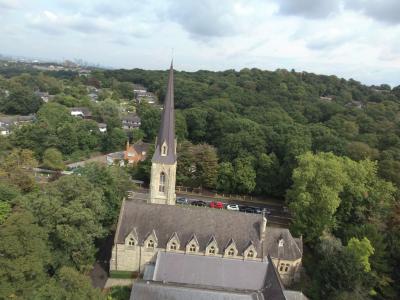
243, 241, 257, 259
124, 228, 138, 247
205, 235, 219, 256
167, 232, 180, 251
224, 238, 238, 257
186, 234, 200, 254
161, 141, 168, 156
144, 229, 158, 250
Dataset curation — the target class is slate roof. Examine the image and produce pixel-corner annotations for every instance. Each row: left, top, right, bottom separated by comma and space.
115, 197, 302, 261
132, 141, 150, 154
122, 113, 141, 123
152, 62, 176, 165
130, 253, 287, 300
264, 228, 302, 261
153, 252, 268, 290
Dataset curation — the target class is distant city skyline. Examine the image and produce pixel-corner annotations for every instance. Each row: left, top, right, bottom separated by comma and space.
1, 0, 400, 86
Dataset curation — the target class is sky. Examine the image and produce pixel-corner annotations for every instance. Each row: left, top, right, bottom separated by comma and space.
1, 0, 400, 86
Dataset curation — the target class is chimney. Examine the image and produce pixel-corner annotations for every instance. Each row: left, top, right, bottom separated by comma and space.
259, 211, 267, 241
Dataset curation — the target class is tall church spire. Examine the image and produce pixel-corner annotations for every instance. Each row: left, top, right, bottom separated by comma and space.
152, 61, 176, 164
149, 61, 177, 205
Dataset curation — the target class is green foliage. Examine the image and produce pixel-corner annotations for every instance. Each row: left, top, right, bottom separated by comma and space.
346, 237, 374, 272
107, 286, 131, 300
109, 270, 135, 279
34, 267, 104, 300
0, 201, 11, 224
42, 148, 66, 170
0, 83, 43, 114
137, 102, 160, 142
0, 210, 50, 299
287, 152, 347, 241
20, 175, 107, 271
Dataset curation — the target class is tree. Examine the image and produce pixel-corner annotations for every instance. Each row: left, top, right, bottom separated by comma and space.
233, 157, 256, 194
33, 267, 104, 300
37, 102, 74, 129
42, 148, 65, 170
255, 152, 282, 196
194, 144, 219, 189
137, 103, 160, 142
0, 149, 38, 192
78, 163, 134, 226
102, 128, 126, 152
0, 210, 50, 299
345, 237, 374, 272
216, 162, 234, 193
346, 141, 379, 161
20, 175, 106, 271
287, 152, 347, 241
0, 201, 11, 224
1, 84, 43, 114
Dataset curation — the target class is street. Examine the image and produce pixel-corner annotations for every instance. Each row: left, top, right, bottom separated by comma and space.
129, 189, 292, 228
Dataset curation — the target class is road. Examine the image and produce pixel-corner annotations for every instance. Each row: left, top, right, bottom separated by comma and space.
130, 189, 292, 228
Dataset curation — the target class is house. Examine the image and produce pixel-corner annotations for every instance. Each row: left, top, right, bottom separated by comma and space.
136, 92, 157, 104
0, 125, 10, 136
34, 91, 54, 103
133, 84, 147, 95
70, 107, 92, 119
97, 123, 107, 133
0, 115, 35, 135
122, 113, 141, 129
110, 63, 303, 289
124, 140, 150, 164
131, 252, 307, 300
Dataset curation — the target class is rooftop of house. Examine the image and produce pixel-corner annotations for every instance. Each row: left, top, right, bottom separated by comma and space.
127, 141, 150, 154
70, 107, 92, 116
122, 113, 141, 122
115, 196, 302, 261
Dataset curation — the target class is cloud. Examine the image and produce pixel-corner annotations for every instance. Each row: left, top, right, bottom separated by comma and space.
29, 10, 114, 35
277, 0, 341, 19
166, 0, 239, 38
346, 0, 400, 25
0, 0, 22, 10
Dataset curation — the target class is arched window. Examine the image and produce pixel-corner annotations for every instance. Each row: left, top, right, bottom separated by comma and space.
209, 246, 216, 255
189, 244, 196, 252
162, 145, 167, 156
284, 264, 290, 272
279, 263, 284, 272
247, 250, 254, 258
128, 238, 135, 246
159, 172, 166, 193
228, 248, 235, 256
170, 242, 177, 251
147, 240, 155, 248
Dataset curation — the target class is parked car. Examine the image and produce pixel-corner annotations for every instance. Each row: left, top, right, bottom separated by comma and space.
239, 206, 257, 213
226, 204, 239, 211
191, 200, 207, 207
210, 201, 224, 209
176, 197, 188, 205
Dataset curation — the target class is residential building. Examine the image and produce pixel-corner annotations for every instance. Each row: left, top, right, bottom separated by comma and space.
97, 123, 107, 133
122, 113, 141, 129
124, 140, 150, 164
70, 107, 92, 119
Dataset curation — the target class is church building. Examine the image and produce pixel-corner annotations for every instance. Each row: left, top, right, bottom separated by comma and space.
109, 62, 303, 288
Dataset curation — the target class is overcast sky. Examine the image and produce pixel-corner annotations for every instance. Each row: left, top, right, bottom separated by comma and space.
1, 0, 400, 86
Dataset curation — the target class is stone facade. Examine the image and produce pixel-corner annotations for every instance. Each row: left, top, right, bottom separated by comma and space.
149, 161, 176, 205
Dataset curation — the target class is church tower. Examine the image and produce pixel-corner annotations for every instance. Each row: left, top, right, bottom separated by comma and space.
149, 62, 177, 205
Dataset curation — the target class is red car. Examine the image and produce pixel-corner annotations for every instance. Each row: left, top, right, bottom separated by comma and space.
210, 201, 224, 209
